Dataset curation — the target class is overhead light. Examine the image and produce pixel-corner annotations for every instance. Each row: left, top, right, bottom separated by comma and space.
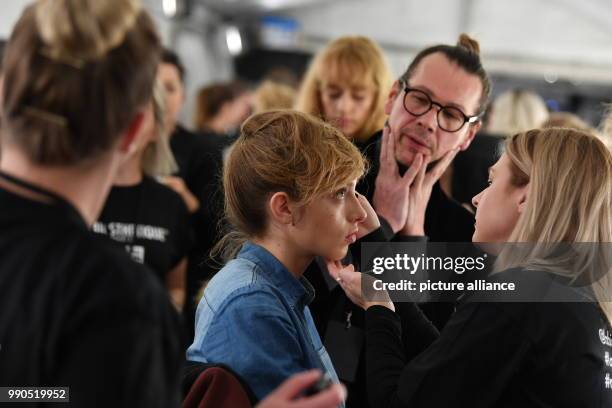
226, 26, 243, 56
162, 0, 178, 17
544, 73, 558, 84
162, 0, 187, 18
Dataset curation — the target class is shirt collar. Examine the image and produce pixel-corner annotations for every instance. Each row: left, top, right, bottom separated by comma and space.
238, 241, 315, 306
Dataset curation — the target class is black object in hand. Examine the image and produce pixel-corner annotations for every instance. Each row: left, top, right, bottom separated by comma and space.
303, 373, 334, 396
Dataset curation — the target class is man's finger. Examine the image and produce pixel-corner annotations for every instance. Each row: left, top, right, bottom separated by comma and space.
400, 153, 424, 187
380, 124, 398, 174
380, 124, 389, 164
425, 148, 459, 186
270, 370, 322, 400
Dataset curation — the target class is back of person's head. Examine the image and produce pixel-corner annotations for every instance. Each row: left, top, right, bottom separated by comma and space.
218, 109, 365, 259
499, 127, 612, 321
193, 81, 249, 132
542, 111, 593, 133
401, 33, 491, 114
487, 89, 549, 136
295, 35, 392, 140
141, 81, 178, 177
161, 48, 185, 84
253, 80, 297, 114
1, 0, 160, 166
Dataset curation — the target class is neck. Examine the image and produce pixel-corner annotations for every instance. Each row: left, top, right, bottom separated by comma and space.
114, 150, 143, 186
252, 236, 312, 279
0, 145, 120, 226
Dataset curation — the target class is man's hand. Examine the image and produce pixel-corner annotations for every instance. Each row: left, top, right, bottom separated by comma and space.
400, 148, 459, 236
373, 124, 423, 233
326, 260, 395, 312
257, 370, 346, 408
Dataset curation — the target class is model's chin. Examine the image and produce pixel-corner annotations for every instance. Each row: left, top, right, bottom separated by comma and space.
327, 245, 349, 262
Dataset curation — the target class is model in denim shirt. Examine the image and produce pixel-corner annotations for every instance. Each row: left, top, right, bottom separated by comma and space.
186, 111, 379, 403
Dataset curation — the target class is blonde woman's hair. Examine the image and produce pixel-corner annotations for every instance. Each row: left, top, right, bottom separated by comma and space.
253, 80, 297, 113
1, 0, 160, 165
542, 111, 595, 134
497, 128, 612, 323
487, 89, 549, 137
295, 36, 392, 142
214, 109, 366, 261
141, 81, 178, 177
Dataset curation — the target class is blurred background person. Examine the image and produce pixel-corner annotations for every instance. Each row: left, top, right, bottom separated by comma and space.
158, 48, 231, 341
295, 35, 392, 145
543, 111, 596, 133
451, 87, 549, 210
252, 79, 297, 113
94, 83, 194, 311
193, 80, 252, 136
486, 88, 550, 136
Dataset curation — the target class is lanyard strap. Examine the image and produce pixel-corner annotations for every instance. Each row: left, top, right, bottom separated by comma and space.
0, 170, 86, 226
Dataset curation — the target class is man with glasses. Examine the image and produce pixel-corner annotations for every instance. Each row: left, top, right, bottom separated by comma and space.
305, 34, 492, 408
363, 35, 491, 243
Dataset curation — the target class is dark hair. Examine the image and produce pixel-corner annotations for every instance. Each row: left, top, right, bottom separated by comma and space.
194, 81, 249, 131
401, 33, 491, 113
161, 48, 185, 83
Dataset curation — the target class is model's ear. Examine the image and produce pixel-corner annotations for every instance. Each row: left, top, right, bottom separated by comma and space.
118, 111, 145, 153
268, 191, 294, 225
384, 80, 401, 115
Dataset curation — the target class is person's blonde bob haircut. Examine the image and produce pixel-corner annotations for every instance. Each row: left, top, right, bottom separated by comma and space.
141, 81, 178, 177
214, 109, 366, 261
295, 36, 392, 141
487, 89, 549, 137
497, 128, 612, 323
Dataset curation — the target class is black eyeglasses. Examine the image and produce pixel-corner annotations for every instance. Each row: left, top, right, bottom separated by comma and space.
399, 80, 481, 132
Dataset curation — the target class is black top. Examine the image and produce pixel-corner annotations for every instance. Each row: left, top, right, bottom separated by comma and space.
170, 125, 235, 339
0, 178, 184, 406
365, 270, 612, 408
94, 176, 194, 282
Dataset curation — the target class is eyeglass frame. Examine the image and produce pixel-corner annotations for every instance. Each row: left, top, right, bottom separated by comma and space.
398, 78, 482, 133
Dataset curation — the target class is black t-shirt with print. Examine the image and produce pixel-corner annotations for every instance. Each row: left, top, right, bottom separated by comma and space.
0, 182, 184, 407
94, 176, 194, 281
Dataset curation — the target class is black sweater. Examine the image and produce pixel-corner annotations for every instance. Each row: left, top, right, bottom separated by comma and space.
365, 272, 612, 407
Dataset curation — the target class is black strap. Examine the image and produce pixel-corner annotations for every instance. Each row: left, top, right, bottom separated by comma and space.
0, 170, 86, 226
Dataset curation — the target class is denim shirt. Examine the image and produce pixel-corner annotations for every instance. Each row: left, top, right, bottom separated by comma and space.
187, 242, 341, 403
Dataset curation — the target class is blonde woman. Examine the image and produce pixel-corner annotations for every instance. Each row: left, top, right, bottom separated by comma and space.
295, 36, 392, 144
335, 128, 612, 406
94, 82, 193, 311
